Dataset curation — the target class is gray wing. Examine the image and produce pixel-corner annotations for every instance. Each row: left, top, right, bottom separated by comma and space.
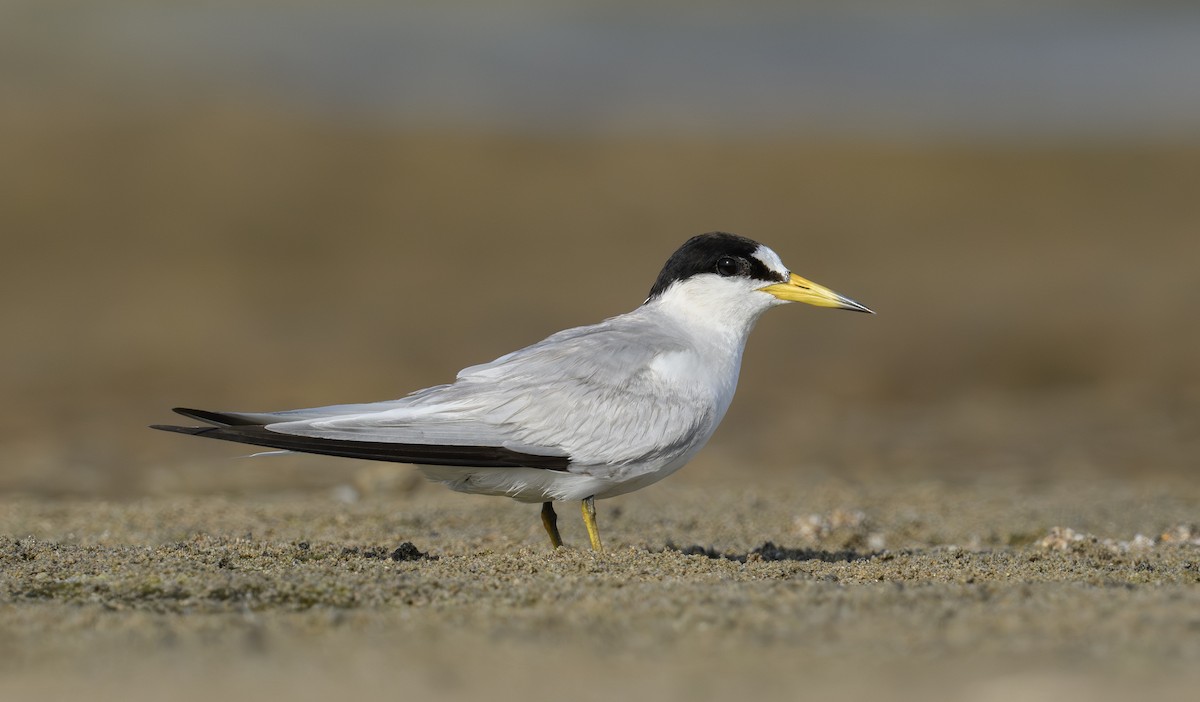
154, 314, 714, 470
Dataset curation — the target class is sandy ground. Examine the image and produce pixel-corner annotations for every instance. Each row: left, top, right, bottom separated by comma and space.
3, 475, 1198, 701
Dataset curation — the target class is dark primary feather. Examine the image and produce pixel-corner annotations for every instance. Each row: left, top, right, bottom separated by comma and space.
150, 408, 571, 470
172, 407, 262, 426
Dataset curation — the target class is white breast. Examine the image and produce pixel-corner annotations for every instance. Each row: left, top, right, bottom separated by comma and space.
648, 348, 740, 427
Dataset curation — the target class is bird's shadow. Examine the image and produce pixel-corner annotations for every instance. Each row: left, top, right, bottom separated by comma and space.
664, 541, 876, 563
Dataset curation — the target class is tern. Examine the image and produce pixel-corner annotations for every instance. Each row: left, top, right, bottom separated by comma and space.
153, 232, 872, 551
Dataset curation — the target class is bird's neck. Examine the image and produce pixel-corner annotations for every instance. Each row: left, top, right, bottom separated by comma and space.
642, 283, 768, 356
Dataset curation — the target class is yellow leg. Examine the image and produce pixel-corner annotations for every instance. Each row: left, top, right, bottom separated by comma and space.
581, 496, 603, 552
541, 501, 563, 549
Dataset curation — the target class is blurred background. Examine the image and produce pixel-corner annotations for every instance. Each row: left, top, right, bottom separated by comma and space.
2, 0, 1197, 498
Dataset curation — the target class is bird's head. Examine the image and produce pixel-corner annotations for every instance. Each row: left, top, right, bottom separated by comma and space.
645, 232, 873, 336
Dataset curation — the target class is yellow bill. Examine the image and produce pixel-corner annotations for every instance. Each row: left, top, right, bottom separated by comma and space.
758, 273, 874, 313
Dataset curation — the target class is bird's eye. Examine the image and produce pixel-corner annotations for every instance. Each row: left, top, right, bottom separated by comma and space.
716, 256, 740, 277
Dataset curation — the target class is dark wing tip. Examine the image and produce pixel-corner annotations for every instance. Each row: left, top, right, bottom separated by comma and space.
150, 424, 214, 435
171, 407, 261, 426
149, 422, 571, 471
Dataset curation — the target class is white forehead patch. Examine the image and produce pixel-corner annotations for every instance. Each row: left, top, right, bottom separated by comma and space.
752, 244, 789, 277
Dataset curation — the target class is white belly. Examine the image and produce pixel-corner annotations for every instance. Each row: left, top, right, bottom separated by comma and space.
416, 425, 711, 503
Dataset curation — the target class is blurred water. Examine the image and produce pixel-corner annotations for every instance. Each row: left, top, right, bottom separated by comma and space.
12, 1, 1200, 138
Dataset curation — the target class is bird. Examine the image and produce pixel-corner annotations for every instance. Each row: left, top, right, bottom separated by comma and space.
152, 232, 872, 551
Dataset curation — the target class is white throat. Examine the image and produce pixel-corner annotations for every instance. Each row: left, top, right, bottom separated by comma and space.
644, 274, 780, 350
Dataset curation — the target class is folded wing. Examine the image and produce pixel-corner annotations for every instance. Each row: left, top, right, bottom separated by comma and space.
152, 413, 570, 469
153, 314, 711, 472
